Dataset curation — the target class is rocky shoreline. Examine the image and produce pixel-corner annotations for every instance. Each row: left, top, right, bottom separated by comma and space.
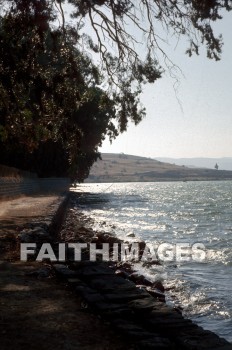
58, 201, 166, 300
50, 193, 232, 350
3, 192, 232, 349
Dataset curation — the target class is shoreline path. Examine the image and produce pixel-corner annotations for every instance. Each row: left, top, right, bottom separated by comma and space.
0, 193, 231, 350
0, 194, 129, 350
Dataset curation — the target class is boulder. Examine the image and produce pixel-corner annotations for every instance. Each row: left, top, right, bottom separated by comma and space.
19, 227, 51, 243
126, 232, 135, 238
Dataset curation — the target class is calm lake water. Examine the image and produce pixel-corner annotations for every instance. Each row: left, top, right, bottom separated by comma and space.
74, 181, 232, 342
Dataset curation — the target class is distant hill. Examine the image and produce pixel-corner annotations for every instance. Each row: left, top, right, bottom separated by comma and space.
155, 157, 232, 171
86, 153, 232, 183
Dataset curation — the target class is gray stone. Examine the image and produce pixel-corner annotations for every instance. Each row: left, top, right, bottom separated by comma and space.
19, 227, 51, 243
104, 290, 149, 303
146, 317, 194, 335
176, 331, 232, 349
101, 308, 134, 319
128, 297, 159, 312
67, 278, 88, 288
126, 232, 135, 238
77, 265, 115, 277
127, 330, 163, 341
111, 320, 144, 332
97, 232, 121, 244
111, 320, 160, 340
72, 261, 99, 269
95, 302, 129, 312
75, 285, 97, 294
146, 287, 166, 301
26, 267, 51, 278
153, 303, 174, 311
142, 260, 161, 267
82, 292, 105, 304
115, 269, 130, 279
0, 261, 12, 270
153, 281, 165, 293
136, 337, 173, 349
89, 275, 136, 292
53, 264, 78, 278
129, 273, 153, 286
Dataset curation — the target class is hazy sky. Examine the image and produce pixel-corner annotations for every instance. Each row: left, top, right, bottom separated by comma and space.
98, 11, 232, 159
63, 4, 232, 159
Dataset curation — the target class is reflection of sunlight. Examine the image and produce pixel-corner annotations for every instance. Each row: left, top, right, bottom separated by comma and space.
165, 281, 231, 320
76, 182, 232, 342
206, 248, 232, 265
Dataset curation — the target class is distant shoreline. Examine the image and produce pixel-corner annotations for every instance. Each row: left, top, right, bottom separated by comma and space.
85, 178, 232, 183
87, 153, 232, 183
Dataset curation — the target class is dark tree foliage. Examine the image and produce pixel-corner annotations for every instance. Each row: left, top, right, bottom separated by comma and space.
0, 0, 231, 181
0, 0, 118, 181
69, 0, 232, 62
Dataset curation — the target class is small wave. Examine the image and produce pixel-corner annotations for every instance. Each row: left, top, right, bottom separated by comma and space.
206, 248, 232, 265
77, 181, 232, 342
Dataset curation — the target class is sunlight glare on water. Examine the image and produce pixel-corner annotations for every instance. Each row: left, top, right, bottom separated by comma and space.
75, 181, 232, 342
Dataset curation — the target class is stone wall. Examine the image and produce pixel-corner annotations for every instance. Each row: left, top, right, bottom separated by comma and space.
0, 164, 36, 178
0, 165, 70, 199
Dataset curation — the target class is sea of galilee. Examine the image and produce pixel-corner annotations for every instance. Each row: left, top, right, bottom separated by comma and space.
76, 180, 232, 342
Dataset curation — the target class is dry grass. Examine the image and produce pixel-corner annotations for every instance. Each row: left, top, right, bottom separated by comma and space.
87, 153, 232, 182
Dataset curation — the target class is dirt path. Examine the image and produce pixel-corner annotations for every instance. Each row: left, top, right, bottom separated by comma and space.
0, 195, 131, 350
0, 195, 64, 260
0, 195, 62, 228
0, 261, 130, 350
